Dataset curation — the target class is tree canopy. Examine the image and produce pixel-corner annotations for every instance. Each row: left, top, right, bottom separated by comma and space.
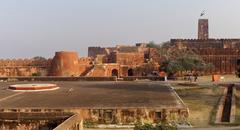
147, 41, 213, 75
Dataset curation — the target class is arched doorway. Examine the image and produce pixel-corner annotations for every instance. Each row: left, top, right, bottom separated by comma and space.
112, 69, 118, 77
128, 69, 134, 76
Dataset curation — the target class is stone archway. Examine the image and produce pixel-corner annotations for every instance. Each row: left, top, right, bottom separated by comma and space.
112, 69, 118, 77
128, 68, 134, 76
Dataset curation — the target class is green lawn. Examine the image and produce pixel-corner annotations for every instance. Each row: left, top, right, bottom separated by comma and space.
175, 86, 224, 127
235, 88, 240, 124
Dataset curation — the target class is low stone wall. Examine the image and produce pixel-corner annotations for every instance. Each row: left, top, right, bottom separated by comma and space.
121, 76, 165, 81
54, 114, 83, 130
0, 76, 117, 82
0, 112, 72, 130
0, 76, 168, 82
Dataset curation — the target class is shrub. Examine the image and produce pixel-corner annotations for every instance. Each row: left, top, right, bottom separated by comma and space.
134, 123, 178, 130
32, 72, 41, 76
83, 119, 97, 128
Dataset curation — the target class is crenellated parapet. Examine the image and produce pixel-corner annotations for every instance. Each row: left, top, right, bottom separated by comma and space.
0, 58, 51, 67
171, 38, 240, 42
78, 57, 93, 65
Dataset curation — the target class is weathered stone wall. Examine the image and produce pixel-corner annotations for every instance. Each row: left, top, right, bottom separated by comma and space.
88, 47, 115, 58
0, 59, 51, 66
116, 52, 145, 65
78, 108, 188, 125
0, 107, 188, 128
171, 39, 240, 49
0, 67, 49, 76
86, 44, 161, 77
0, 59, 51, 76
171, 39, 240, 74
148, 48, 160, 63
0, 43, 161, 77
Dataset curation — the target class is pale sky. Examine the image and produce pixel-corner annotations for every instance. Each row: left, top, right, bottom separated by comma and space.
0, 0, 240, 58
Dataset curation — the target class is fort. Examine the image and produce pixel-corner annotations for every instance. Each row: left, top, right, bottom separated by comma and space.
170, 19, 240, 75
1, 18, 240, 130
0, 43, 161, 77
0, 19, 240, 77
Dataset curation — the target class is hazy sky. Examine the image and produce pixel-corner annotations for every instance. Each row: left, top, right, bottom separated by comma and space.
0, 0, 240, 58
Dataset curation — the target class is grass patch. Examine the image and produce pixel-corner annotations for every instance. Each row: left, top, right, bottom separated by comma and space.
234, 88, 240, 125
175, 86, 224, 127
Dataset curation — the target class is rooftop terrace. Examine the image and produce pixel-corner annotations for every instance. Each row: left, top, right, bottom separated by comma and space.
0, 81, 185, 110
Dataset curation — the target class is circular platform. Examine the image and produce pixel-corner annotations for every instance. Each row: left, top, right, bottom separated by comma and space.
8, 84, 59, 92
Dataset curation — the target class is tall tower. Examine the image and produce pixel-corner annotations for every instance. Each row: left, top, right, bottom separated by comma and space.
198, 19, 209, 39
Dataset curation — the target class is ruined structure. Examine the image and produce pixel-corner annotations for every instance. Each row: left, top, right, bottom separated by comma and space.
0, 43, 160, 77
171, 18, 240, 74
0, 58, 51, 77
86, 43, 160, 77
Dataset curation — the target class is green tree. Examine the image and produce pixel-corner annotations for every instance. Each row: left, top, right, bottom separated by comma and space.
32, 56, 47, 61
146, 41, 212, 75
160, 48, 208, 75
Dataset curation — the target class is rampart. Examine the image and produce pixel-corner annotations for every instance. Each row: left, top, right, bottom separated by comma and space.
0, 59, 51, 76
171, 38, 240, 74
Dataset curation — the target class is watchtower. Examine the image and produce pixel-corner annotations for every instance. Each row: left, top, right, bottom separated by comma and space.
198, 19, 209, 39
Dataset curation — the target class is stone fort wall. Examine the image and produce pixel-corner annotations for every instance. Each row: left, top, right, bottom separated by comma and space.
0, 54, 94, 77
0, 59, 51, 76
171, 39, 240, 74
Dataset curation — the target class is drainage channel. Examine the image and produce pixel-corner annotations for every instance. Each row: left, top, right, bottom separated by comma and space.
215, 84, 236, 124
221, 85, 233, 122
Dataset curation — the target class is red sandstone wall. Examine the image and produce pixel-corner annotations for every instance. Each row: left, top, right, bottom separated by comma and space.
116, 53, 145, 65
88, 47, 111, 58
171, 39, 240, 74
0, 59, 51, 76
0, 67, 48, 76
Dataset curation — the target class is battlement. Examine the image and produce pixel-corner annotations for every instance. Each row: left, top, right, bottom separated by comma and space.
171, 38, 240, 42
0, 58, 51, 67
78, 57, 93, 65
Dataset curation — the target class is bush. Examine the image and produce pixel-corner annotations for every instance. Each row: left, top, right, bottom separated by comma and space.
83, 119, 97, 128
134, 123, 178, 130
32, 72, 41, 76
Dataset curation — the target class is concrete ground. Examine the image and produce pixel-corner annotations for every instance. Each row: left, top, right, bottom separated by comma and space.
85, 126, 240, 130
0, 81, 185, 109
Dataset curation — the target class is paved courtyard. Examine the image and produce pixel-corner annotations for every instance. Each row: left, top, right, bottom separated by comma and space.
0, 81, 185, 109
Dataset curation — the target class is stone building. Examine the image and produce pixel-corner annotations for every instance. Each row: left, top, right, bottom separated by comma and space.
86, 43, 160, 77
171, 18, 240, 74
0, 43, 160, 77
